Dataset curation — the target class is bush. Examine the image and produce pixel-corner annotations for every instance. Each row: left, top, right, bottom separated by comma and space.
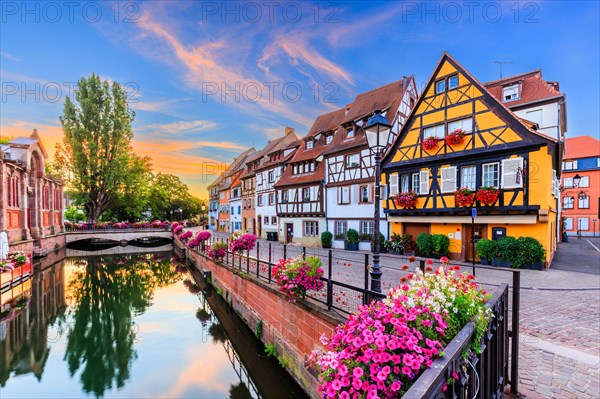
359, 233, 373, 241
495, 236, 518, 262
401, 233, 417, 253
513, 237, 545, 268
321, 231, 333, 246
416, 233, 434, 257
475, 239, 496, 261
432, 234, 450, 255
346, 229, 359, 244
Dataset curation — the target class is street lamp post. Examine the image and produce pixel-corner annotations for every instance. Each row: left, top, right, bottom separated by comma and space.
365, 110, 392, 294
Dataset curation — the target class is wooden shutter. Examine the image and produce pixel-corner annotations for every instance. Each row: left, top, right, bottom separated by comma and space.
390, 174, 399, 196
552, 170, 558, 197
501, 157, 524, 189
440, 167, 457, 193
419, 170, 430, 195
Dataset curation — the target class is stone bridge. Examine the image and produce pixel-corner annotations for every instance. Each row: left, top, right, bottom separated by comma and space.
65, 229, 173, 243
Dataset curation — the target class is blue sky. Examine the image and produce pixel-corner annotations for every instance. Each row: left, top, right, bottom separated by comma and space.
1, 0, 598, 198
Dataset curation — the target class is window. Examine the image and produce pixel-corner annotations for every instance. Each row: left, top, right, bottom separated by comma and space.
237, 206, 241, 214
293, 165, 298, 174
282, 190, 289, 202
563, 196, 574, 209
440, 166, 457, 193
563, 177, 574, 188
326, 135, 333, 144
264, 217, 269, 225
525, 109, 542, 126
271, 216, 277, 225
482, 163, 500, 188
309, 162, 315, 172
503, 84, 520, 102
269, 171, 274, 182
335, 221, 348, 238
360, 185, 372, 203
306, 140, 314, 149
564, 217, 573, 230
400, 174, 409, 192
411, 173, 420, 192
447, 118, 473, 133
303, 221, 319, 237
338, 186, 351, 204
258, 195, 264, 206
461, 166, 476, 190
359, 221, 374, 236
501, 157, 524, 189
423, 124, 445, 139
579, 176, 589, 188
448, 75, 459, 89
346, 128, 354, 138
578, 196, 589, 209
563, 161, 578, 170
302, 188, 310, 201
578, 218, 589, 231
346, 154, 360, 168
435, 79, 445, 94
419, 170, 430, 195
389, 174, 399, 196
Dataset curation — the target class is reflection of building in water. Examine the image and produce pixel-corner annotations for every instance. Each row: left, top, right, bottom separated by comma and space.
0, 262, 65, 386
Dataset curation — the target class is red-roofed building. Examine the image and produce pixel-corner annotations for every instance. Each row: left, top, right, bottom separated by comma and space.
561, 135, 600, 237
485, 70, 567, 141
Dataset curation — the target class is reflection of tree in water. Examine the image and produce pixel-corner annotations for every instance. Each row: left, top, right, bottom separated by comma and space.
208, 322, 227, 344
64, 254, 181, 397
229, 381, 253, 399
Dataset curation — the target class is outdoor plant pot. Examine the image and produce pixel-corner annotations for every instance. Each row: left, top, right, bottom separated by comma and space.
519, 261, 543, 271
492, 258, 512, 268
480, 258, 491, 265
322, 243, 332, 249
345, 242, 359, 251
562, 232, 569, 242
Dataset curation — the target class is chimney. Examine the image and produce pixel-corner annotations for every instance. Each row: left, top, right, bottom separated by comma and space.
345, 103, 352, 115
285, 127, 294, 136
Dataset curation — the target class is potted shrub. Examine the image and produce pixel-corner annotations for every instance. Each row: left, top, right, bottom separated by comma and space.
431, 234, 450, 257
401, 234, 417, 255
321, 231, 333, 249
416, 233, 434, 258
208, 242, 228, 261
475, 239, 495, 265
492, 236, 518, 267
370, 233, 387, 253
345, 229, 359, 251
384, 233, 404, 254
476, 187, 500, 206
513, 237, 545, 270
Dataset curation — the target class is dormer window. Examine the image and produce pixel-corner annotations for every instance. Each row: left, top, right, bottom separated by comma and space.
306, 140, 314, 149
326, 135, 333, 144
503, 84, 520, 102
346, 128, 354, 139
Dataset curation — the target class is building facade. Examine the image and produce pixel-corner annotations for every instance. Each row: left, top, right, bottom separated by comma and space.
207, 177, 222, 230
230, 180, 242, 232
561, 135, 600, 237
1, 130, 65, 252
382, 53, 561, 266
324, 78, 418, 249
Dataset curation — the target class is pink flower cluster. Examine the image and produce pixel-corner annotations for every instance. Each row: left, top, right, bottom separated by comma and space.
170, 222, 180, 231
197, 230, 212, 241
132, 222, 147, 228
230, 233, 257, 253
113, 222, 128, 229
272, 256, 325, 302
312, 296, 447, 398
0, 259, 16, 273
173, 225, 184, 235
180, 230, 193, 241
207, 242, 228, 261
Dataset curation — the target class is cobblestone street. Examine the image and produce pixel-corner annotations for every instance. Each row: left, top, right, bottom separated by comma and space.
207, 230, 600, 398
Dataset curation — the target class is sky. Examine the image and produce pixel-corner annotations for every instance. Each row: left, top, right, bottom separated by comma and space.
1, 0, 599, 199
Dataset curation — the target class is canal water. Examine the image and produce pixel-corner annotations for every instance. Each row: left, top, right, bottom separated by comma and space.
0, 247, 308, 399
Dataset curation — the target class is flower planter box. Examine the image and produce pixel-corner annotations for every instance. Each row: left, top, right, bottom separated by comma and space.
492, 258, 512, 268
345, 242, 359, 251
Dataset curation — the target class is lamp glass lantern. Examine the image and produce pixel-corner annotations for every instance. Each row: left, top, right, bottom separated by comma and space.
573, 173, 581, 188
365, 110, 392, 153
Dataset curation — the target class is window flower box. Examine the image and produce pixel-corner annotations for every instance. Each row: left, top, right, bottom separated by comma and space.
394, 191, 418, 209
421, 135, 441, 151
454, 187, 475, 207
445, 128, 466, 146
476, 187, 499, 206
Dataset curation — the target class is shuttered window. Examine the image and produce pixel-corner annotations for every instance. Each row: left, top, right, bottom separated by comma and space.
411, 173, 420, 192
390, 174, 399, 196
501, 157, 524, 189
338, 187, 351, 204
400, 174, 409, 192
419, 170, 430, 195
440, 166, 457, 193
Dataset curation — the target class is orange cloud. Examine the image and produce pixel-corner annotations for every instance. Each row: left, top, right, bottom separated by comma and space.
0, 120, 63, 159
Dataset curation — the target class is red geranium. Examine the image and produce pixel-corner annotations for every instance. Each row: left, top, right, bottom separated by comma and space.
454, 187, 475, 207
445, 128, 466, 146
394, 191, 418, 209
476, 187, 499, 206
421, 135, 441, 151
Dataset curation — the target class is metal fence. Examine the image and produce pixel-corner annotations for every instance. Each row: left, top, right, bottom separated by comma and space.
183, 234, 520, 395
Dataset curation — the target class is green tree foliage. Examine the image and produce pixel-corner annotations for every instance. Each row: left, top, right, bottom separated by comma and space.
64, 205, 86, 222
58, 74, 136, 222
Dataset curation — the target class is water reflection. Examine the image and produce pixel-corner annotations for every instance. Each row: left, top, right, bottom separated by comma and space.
63, 253, 180, 397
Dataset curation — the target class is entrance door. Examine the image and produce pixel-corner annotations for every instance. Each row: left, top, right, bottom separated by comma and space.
257, 216, 262, 237
286, 223, 294, 244
465, 224, 486, 262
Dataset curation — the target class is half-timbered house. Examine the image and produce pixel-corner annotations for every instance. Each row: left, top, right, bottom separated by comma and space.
324, 77, 418, 249
382, 53, 561, 266
240, 127, 298, 235
207, 176, 222, 230
218, 148, 255, 232
274, 109, 347, 246
255, 130, 300, 240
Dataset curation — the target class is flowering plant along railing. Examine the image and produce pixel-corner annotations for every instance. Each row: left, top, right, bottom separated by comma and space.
230, 232, 258, 253
272, 255, 325, 302
394, 191, 418, 209
445, 128, 466, 146
454, 187, 476, 207
421, 135, 441, 151
476, 187, 500, 206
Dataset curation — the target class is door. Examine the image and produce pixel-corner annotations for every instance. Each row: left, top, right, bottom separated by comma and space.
464, 224, 487, 262
286, 223, 294, 244
257, 216, 262, 237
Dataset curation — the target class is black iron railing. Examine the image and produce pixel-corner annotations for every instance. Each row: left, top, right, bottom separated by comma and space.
181, 233, 520, 395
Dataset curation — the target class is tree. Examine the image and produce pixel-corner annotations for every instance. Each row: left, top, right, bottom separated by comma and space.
59, 74, 136, 223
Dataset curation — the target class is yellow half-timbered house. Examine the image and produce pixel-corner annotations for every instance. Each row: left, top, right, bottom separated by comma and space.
382, 53, 561, 266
